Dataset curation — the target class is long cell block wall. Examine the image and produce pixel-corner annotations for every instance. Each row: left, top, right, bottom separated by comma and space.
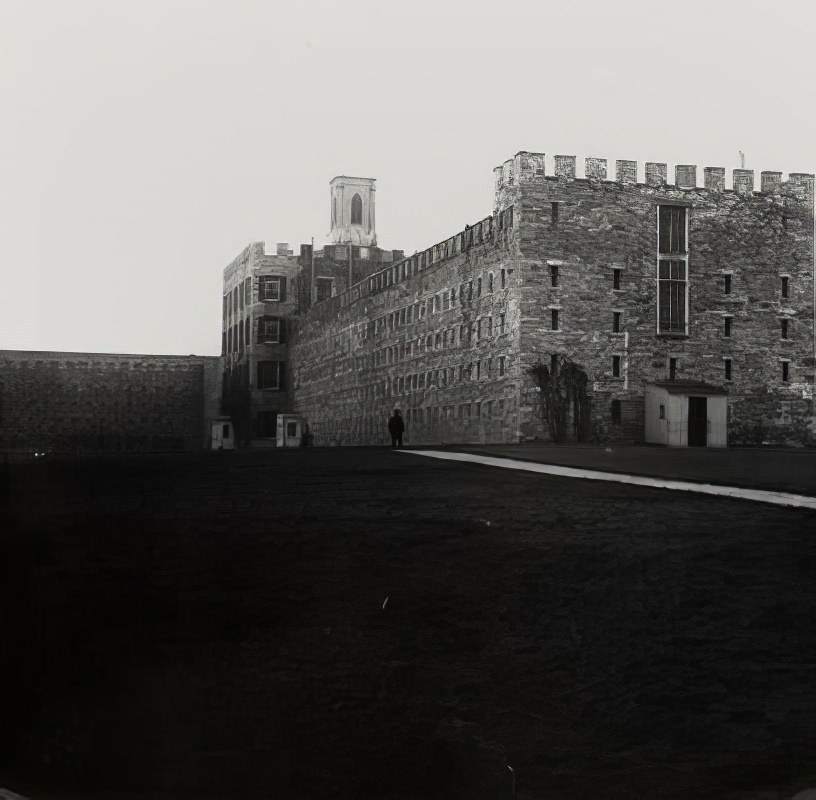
291, 209, 524, 446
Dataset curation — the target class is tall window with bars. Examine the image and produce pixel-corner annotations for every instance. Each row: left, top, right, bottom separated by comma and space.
657, 205, 688, 335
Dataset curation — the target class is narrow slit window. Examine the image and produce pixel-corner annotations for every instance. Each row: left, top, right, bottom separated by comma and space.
551, 202, 559, 227
781, 276, 789, 298
724, 358, 732, 380
612, 355, 621, 378
781, 319, 789, 339
724, 274, 732, 294
724, 317, 732, 337
551, 309, 559, 330
551, 265, 559, 287
669, 357, 677, 380
612, 268, 621, 290
782, 361, 790, 382
613, 312, 621, 333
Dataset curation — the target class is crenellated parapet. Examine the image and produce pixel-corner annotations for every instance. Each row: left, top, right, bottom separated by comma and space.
493, 150, 814, 212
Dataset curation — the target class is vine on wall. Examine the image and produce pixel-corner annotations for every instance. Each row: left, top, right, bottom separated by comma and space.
528, 356, 592, 443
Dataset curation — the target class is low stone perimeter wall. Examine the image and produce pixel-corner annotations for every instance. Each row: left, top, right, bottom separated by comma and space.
0, 351, 222, 454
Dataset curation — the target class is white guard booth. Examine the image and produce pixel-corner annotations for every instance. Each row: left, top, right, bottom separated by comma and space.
644, 382, 728, 447
277, 414, 304, 448
210, 418, 235, 450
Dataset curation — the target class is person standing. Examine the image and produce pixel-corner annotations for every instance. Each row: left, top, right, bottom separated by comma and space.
387, 409, 405, 448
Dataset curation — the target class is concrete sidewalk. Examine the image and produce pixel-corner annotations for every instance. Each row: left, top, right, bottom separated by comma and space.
445, 443, 816, 497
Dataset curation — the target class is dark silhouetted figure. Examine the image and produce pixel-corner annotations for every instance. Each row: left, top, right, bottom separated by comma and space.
388, 409, 405, 448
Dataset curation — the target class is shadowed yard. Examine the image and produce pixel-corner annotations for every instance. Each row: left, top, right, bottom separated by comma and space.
2, 447, 815, 799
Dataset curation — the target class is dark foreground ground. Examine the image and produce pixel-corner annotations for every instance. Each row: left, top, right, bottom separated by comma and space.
2, 445, 816, 800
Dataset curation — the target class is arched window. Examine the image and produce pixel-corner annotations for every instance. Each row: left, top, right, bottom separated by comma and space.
351, 193, 363, 225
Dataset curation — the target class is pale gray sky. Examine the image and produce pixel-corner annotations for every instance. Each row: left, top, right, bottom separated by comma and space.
0, 0, 812, 355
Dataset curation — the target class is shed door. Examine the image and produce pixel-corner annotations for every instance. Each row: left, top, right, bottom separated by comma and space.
688, 396, 707, 447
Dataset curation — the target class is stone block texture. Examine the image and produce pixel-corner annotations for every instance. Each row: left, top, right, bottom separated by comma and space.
291, 211, 522, 446
0, 352, 221, 453
290, 157, 815, 447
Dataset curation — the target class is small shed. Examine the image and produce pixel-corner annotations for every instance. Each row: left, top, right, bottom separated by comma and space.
644, 382, 728, 447
277, 414, 305, 448
210, 418, 235, 450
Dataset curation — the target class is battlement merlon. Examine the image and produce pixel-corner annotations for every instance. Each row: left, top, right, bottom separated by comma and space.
493, 151, 814, 207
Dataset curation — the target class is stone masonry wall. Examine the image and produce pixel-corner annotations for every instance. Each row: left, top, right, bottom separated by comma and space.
494, 151, 815, 445
221, 242, 302, 443
291, 210, 525, 445
0, 351, 222, 454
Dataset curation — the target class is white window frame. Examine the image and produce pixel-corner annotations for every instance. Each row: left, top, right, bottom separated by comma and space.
260, 276, 281, 302
259, 316, 280, 344
656, 205, 689, 336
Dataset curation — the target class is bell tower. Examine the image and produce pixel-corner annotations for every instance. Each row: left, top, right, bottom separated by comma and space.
329, 176, 376, 246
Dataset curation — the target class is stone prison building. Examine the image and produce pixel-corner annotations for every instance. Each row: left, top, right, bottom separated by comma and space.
222, 151, 815, 449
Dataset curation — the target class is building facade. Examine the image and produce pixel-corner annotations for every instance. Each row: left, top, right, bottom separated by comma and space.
286, 151, 814, 447
221, 178, 403, 446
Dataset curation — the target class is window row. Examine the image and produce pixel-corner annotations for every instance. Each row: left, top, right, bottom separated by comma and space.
663, 356, 792, 384
403, 399, 508, 425
223, 276, 288, 323
223, 317, 287, 353
723, 274, 791, 297
369, 315, 508, 366
365, 210, 513, 294
380, 357, 508, 395
721, 317, 793, 339
365, 271, 509, 336
223, 277, 253, 323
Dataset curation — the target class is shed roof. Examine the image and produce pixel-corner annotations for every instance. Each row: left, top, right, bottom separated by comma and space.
650, 381, 729, 396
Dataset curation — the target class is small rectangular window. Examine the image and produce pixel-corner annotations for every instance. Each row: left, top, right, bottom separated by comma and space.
659, 404, 665, 420
724, 317, 732, 337
550, 265, 559, 287
781, 276, 789, 298
260, 276, 282, 302
612, 312, 621, 333
551, 309, 559, 331
669, 357, 677, 380
257, 361, 282, 390
258, 316, 282, 344
612, 268, 621, 290
611, 399, 621, 425
781, 319, 789, 339
724, 274, 732, 294
315, 278, 333, 303
724, 358, 732, 380
551, 202, 559, 227
782, 361, 790, 382
612, 355, 621, 378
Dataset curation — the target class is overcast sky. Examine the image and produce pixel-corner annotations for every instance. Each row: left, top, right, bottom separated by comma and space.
1, 0, 812, 355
